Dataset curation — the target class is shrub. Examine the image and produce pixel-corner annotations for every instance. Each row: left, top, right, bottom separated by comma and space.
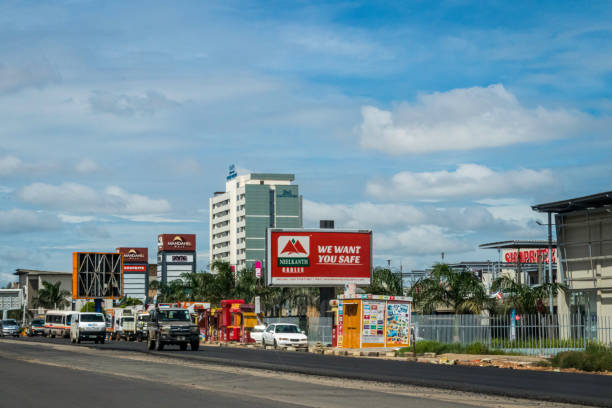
550, 345, 612, 372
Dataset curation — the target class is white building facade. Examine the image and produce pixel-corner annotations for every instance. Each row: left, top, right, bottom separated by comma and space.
209, 171, 302, 271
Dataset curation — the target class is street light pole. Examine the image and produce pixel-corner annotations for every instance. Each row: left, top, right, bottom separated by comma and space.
548, 212, 554, 314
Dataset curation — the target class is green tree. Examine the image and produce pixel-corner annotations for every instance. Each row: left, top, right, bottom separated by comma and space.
365, 267, 403, 296
490, 275, 567, 314
409, 264, 493, 315
32, 281, 70, 310
81, 302, 106, 314
117, 296, 143, 307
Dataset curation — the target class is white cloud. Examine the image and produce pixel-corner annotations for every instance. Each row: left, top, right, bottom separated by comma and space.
303, 200, 425, 228
117, 215, 199, 223
58, 214, 96, 223
75, 159, 100, 173
359, 84, 590, 154
366, 164, 553, 200
0, 62, 60, 94
375, 226, 470, 255
16, 182, 171, 215
0, 209, 62, 233
89, 90, 180, 116
0, 155, 23, 176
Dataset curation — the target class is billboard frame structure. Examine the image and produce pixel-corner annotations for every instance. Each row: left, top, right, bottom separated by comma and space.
72, 252, 123, 300
266, 228, 373, 287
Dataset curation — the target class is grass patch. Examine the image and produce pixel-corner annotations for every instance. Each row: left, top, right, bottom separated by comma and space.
397, 340, 514, 356
549, 344, 612, 372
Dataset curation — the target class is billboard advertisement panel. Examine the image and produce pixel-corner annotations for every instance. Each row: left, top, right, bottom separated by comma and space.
73, 252, 123, 299
266, 228, 372, 286
158, 234, 196, 252
117, 247, 148, 264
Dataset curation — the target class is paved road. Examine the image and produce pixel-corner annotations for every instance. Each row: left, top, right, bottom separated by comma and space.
8, 336, 612, 407
0, 338, 524, 408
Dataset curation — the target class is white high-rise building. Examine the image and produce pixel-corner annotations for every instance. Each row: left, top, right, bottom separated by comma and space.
209, 168, 302, 271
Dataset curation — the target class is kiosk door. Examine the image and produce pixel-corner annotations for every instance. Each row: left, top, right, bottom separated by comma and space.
343, 303, 360, 349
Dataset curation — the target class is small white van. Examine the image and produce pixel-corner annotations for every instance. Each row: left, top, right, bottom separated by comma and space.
70, 312, 106, 344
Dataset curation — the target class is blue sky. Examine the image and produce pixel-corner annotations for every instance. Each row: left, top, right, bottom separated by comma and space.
1, 1, 611, 284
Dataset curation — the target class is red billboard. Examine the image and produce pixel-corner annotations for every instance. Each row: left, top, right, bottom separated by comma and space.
117, 247, 148, 264
157, 234, 196, 252
267, 229, 372, 286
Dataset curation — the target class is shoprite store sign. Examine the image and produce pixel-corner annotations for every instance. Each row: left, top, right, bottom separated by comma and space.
503, 248, 557, 264
267, 229, 372, 286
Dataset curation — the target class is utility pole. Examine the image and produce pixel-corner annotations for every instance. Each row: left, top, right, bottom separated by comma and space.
548, 212, 554, 314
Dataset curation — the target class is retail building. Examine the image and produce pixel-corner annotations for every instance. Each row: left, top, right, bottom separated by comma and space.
533, 191, 612, 319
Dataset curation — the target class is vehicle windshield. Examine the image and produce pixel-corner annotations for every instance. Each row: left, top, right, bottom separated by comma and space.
159, 310, 189, 321
31, 319, 44, 326
81, 314, 104, 322
275, 325, 299, 334
251, 327, 264, 333
123, 317, 134, 322
2, 319, 18, 326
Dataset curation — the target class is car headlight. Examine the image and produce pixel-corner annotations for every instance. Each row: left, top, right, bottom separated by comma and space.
279, 337, 289, 341
162, 327, 171, 333
190, 326, 199, 333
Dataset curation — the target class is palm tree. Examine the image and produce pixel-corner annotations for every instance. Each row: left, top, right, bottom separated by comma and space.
490, 275, 567, 314
366, 267, 403, 296
32, 281, 70, 310
409, 264, 492, 315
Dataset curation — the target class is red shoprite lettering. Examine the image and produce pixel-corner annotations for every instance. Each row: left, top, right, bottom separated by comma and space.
504, 248, 557, 264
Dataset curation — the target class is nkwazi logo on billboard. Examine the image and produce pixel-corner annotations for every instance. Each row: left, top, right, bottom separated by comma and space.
277, 236, 310, 267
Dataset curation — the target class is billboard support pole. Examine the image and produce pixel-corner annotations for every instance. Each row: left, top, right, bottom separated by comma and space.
319, 220, 335, 318
94, 299, 102, 313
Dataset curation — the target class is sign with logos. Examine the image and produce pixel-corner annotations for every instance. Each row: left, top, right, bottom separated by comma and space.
117, 247, 148, 264
362, 300, 385, 344
165, 254, 194, 263
158, 234, 196, 252
124, 264, 147, 272
266, 228, 372, 286
503, 248, 556, 264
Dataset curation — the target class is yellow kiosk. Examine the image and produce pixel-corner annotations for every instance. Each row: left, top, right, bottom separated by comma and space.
337, 294, 412, 349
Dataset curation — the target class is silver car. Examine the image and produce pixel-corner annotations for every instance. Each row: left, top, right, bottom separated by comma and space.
1, 319, 20, 337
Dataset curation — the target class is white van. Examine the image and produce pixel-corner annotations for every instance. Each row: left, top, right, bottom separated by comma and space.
44, 311, 75, 338
70, 312, 106, 344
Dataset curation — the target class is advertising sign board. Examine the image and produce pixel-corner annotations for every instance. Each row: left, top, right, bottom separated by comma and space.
158, 234, 196, 252
72, 252, 123, 299
117, 247, 148, 263
0, 289, 22, 311
266, 228, 372, 286
503, 248, 556, 264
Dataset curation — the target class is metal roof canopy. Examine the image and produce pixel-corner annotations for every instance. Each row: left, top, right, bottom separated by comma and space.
532, 191, 612, 214
479, 240, 557, 250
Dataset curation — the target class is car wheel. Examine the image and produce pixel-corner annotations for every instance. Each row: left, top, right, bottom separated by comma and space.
156, 339, 164, 351
190, 341, 199, 351
147, 338, 155, 350
94, 339, 99, 344
76, 337, 81, 344
100, 337, 105, 344
180, 343, 187, 351
273, 339, 278, 349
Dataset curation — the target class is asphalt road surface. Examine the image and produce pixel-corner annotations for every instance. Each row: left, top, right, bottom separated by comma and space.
2, 337, 610, 407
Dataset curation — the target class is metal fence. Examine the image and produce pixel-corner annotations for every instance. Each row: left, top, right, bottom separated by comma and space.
412, 314, 612, 356
307, 317, 333, 346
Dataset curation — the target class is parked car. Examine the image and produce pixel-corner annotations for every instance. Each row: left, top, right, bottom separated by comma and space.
261, 323, 308, 349
27, 318, 45, 336
70, 312, 106, 344
249, 324, 266, 344
1, 319, 20, 337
